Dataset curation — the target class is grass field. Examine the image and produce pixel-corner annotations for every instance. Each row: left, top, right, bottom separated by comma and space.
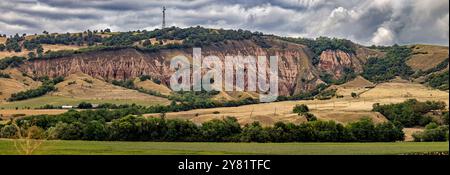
0, 139, 448, 155
0, 95, 168, 110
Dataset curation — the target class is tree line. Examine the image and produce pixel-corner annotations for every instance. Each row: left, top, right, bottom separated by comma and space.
372, 99, 447, 127
0, 108, 404, 142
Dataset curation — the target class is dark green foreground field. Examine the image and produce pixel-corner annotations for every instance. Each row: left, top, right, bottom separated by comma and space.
0, 139, 448, 155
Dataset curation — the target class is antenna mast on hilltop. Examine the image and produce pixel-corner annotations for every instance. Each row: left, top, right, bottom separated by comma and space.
162, 6, 166, 29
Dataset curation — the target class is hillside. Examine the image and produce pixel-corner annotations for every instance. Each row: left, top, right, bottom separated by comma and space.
0, 27, 448, 128
407, 44, 449, 71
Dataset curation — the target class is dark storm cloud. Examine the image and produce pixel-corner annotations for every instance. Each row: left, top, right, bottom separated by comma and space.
0, 0, 448, 45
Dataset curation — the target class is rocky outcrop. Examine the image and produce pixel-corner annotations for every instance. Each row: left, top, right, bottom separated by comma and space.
18, 40, 324, 96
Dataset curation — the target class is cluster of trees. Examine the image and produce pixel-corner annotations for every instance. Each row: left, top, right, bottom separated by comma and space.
0, 44, 5, 51
320, 67, 357, 85
29, 30, 103, 46
293, 104, 317, 121
282, 36, 356, 65
0, 109, 404, 142
102, 26, 264, 49
412, 123, 449, 142
0, 72, 11, 78
8, 76, 64, 101
0, 56, 26, 70
426, 71, 449, 90
372, 99, 447, 127
362, 45, 414, 83
413, 58, 449, 78
4, 34, 25, 52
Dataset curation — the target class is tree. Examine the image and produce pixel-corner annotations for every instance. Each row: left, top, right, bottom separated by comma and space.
82, 120, 107, 140
293, 104, 309, 114
351, 92, 358, 98
302, 113, 317, 122
78, 102, 93, 109
413, 124, 448, 142
200, 117, 241, 142
0, 44, 5, 51
346, 118, 377, 142
36, 45, 44, 57
240, 122, 270, 142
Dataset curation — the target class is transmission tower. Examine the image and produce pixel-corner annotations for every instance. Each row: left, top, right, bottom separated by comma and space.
162, 6, 166, 29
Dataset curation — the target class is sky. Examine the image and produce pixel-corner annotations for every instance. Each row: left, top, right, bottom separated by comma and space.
0, 0, 448, 46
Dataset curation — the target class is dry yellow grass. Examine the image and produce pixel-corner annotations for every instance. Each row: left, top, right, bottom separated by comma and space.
53, 72, 170, 104
134, 79, 172, 96
407, 44, 449, 71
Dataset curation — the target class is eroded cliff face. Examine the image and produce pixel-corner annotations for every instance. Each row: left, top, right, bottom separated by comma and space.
18, 40, 324, 96
317, 50, 363, 79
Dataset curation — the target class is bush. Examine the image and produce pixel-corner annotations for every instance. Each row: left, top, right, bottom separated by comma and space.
139, 75, 152, 81
78, 102, 93, 109
426, 71, 449, 90
293, 104, 309, 114
413, 124, 448, 142
0, 125, 17, 138
5, 109, 405, 142
200, 117, 241, 142
372, 99, 446, 127
362, 45, 413, 82
302, 113, 317, 122
0, 72, 11, 78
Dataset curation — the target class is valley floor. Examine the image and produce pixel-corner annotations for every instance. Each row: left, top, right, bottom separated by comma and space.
0, 139, 447, 155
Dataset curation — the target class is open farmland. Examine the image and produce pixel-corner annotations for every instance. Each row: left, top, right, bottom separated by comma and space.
0, 139, 447, 155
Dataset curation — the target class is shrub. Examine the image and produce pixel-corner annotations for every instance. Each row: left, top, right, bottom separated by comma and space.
293, 104, 309, 114
351, 92, 358, 98
0, 125, 17, 138
78, 102, 93, 109
372, 99, 446, 127
413, 124, 448, 142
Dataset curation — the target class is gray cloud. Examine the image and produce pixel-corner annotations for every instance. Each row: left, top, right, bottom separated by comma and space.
0, 0, 448, 45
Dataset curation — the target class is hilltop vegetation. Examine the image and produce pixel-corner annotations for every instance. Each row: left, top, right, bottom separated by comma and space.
373, 99, 447, 127
362, 45, 414, 83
